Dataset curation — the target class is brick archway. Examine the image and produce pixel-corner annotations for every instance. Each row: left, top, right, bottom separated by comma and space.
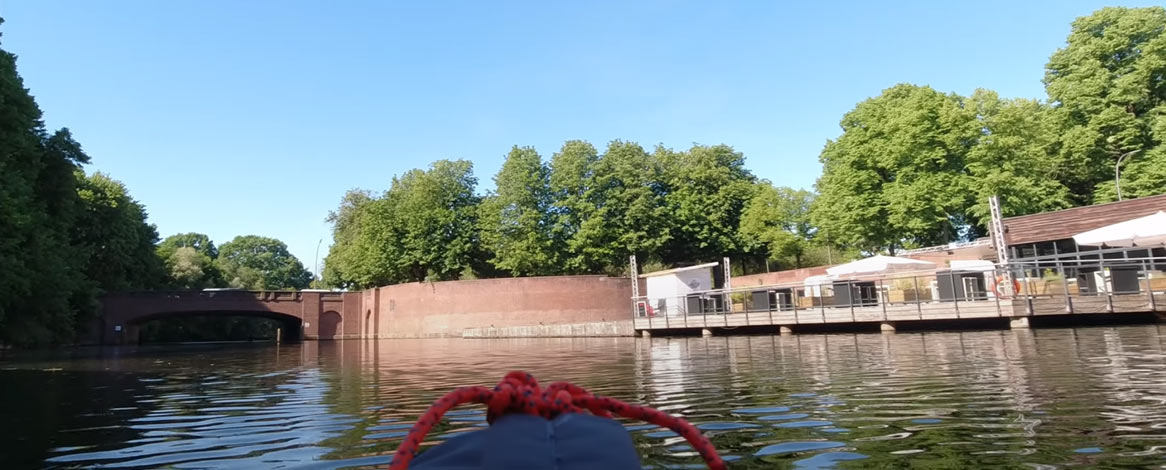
126, 309, 304, 343
97, 290, 360, 345
318, 311, 342, 340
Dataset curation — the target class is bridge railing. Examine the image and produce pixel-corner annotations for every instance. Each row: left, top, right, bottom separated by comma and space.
109, 290, 307, 301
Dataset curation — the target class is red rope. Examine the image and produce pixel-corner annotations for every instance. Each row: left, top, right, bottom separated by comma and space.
388, 371, 725, 470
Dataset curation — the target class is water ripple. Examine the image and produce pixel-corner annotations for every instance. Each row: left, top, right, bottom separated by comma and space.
1, 326, 1166, 468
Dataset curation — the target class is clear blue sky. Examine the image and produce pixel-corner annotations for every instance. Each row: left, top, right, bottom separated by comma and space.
1, 1, 1155, 272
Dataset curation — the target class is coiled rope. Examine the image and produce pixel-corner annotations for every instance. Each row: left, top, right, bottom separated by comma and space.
389, 371, 725, 470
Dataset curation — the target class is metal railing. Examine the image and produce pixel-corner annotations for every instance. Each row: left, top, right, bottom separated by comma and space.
632, 255, 1166, 323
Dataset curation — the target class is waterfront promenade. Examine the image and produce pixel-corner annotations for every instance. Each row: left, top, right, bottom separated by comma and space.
633, 258, 1166, 335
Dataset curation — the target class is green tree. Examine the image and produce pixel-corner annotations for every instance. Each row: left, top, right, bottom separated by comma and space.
0, 21, 92, 346
478, 146, 561, 276
548, 140, 601, 273
386, 159, 481, 282
322, 161, 481, 287
74, 172, 165, 292
321, 189, 375, 288
157, 232, 218, 260
1044, 7, 1166, 202
215, 235, 312, 290
157, 232, 222, 289
164, 247, 216, 289
571, 140, 670, 272
740, 184, 816, 268
964, 89, 1073, 223
811, 84, 980, 254
658, 144, 756, 264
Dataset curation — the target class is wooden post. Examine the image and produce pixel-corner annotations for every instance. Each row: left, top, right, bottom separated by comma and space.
879, 278, 887, 321
1144, 260, 1157, 312
1103, 258, 1114, 313
950, 271, 961, 318
766, 290, 775, 326
914, 275, 923, 320
791, 288, 800, 325
820, 286, 826, 323
848, 281, 856, 323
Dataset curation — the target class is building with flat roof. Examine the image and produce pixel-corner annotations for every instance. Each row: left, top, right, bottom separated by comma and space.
1001, 193, 1166, 263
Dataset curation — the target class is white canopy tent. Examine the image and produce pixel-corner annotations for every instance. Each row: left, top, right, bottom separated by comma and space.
1073, 211, 1166, 247
802, 274, 833, 297
826, 255, 937, 278
949, 259, 996, 272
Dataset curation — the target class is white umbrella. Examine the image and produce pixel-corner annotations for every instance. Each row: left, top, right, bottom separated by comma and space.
826, 255, 937, 277
803, 274, 833, 287
949, 259, 996, 272
803, 274, 833, 297
1073, 211, 1166, 247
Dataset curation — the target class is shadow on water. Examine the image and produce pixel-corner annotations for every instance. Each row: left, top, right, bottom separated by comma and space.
0, 368, 147, 469
3, 326, 1166, 468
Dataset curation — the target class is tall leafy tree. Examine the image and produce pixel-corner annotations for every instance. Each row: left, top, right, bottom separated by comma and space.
158, 233, 221, 289
811, 84, 980, 253
322, 160, 481, 286
965, 90, 1073, 223
1044, 7, 1166, 202
478, 146, 560, 276
659, 144, 756, 263
164, 247, 217, 289
74, 172, 165, 292
215, 235, 312, 290
321, 189, 375, 288
548, 140, 601, 273
740, 183, 816, 268
387, 159, 481, 282
0, 21, 91, 346
573, 140, 670, 272
157, 232, 218, 260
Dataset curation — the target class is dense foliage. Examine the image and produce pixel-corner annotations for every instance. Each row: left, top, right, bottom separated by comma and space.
216, 235, 314, 290
325, 7, 1166, 282
4, 8, 1166, 343
324, 142, 771, 288
0, 20, 313, 345
157, 233, 222, 289
811, 6, 1166, 253
0, 19, 165, 346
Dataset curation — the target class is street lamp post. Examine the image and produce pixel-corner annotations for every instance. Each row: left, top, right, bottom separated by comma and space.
314, 239, 322, 284
1115, 149, 1142, 201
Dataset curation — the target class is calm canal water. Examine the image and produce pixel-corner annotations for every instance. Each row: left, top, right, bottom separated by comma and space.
4, 326, 1166, 469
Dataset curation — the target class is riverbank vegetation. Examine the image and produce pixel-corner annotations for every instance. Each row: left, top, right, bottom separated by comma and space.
0, 19, 312, 346
324, 6, 1166, 286
2, 7, 1164, 344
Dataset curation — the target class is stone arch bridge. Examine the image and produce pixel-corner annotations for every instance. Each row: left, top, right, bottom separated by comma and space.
99, 290, 362, 345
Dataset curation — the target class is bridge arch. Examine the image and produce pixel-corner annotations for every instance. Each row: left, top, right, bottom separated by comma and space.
97, 290, 361, 345
125, 309, 304, 343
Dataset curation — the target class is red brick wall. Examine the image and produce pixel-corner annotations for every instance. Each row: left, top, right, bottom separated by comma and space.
368, 275, 634, 338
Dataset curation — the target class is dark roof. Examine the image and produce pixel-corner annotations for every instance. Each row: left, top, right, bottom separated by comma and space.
1003, 193, 1166, 246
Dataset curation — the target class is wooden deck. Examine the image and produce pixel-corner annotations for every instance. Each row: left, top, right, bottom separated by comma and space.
633, 292, 1164, 333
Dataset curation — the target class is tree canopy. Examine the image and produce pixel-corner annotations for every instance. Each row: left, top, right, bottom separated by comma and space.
811, 84, 979, 254
740, 184, 816, 269
158, 233, 222, 289
1044, 6, 1166, 202
5, 7, 1166, 345
216, 235, 313, 290
74, 172, 165, 292
478, 146, 560, 276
